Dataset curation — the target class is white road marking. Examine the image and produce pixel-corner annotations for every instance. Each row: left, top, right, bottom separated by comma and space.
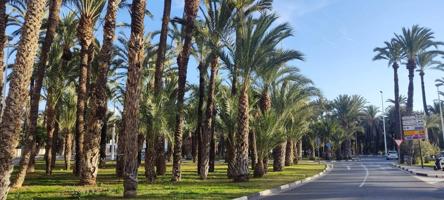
359, 164, 369, 188
347, 166, 351, 170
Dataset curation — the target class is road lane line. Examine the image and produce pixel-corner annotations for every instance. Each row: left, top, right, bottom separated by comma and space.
359, 164, 369, 188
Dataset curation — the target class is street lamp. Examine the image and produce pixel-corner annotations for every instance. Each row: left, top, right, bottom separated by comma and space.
380, 90, 388, 156
436, 83, 444, 149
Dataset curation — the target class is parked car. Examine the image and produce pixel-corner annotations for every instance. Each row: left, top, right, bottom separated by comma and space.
386, 150, 398, 160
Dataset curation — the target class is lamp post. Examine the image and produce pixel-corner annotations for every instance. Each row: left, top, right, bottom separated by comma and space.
380, 90, 388, 156
436, 84, 444, 149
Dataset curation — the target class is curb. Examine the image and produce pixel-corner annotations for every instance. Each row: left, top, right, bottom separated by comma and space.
392, 164, 444, 178
233, 164, 332, 200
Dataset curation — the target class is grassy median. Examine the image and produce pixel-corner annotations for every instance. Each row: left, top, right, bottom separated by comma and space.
9, 160, 325, 200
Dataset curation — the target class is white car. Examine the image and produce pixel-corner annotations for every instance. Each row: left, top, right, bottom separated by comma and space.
386, 151, 398, 160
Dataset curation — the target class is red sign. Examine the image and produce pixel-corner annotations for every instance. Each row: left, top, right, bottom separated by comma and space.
395, 139, 403, 147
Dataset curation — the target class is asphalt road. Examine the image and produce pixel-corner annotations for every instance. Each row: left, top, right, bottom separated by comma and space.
262, 157, 444, 200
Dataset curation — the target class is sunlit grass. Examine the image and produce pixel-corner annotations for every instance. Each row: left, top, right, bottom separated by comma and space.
9, 159, 325, 199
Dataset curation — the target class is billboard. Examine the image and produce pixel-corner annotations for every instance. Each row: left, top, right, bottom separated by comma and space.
402, 115, 426, 140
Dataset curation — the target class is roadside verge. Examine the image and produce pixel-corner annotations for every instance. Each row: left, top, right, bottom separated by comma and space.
392, 163, 444, 178
233, 164, 333, 200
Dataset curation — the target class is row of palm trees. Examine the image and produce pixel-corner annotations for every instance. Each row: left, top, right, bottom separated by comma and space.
0, 0, 329, 199
373, 25, 444, 145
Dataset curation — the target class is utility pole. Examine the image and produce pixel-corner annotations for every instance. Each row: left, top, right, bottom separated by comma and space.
380, 90, 388, 156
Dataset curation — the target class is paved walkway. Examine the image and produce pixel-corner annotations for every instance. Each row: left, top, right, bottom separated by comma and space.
393, 164, 444, 178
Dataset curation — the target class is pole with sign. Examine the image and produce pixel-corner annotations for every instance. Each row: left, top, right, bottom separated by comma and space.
402, 115, 425, 168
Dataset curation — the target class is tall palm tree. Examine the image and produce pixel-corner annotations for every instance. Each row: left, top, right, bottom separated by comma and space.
81, 0, 120, 186
121, 0, 146, 197
416, 51, 440, 116
0, 0, 6, 113
395, 25, 441, 113
0, 1, 47, 199
199, 0, 234, 179
73, 0, 106, 176
373, 39, 403, 139
171, 0, 200, 182
152, 0, 171, 178
11, 0, 62, 187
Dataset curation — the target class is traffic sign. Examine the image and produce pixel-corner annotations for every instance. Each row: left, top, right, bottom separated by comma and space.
394, 139, 403, 147
402, 115, 426, 141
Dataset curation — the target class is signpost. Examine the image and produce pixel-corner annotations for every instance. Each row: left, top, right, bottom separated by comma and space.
402, 115, 425, 168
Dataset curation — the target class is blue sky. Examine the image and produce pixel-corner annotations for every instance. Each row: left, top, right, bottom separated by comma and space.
6, 0, 444, 112
134, 0, 444, 112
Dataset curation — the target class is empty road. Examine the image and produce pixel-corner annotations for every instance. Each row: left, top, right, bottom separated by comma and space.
262, 157, 444, 200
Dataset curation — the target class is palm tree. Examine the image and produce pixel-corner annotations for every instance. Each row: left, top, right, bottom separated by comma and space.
121, 0, 146, 197
416, 51, 440, 116
152, 0, 171, 178
171, 0, 200, 182
199, 0, 234, 179
0, 0, 7, 113
221, 13, 298, 182
331, 95, 366, 159
0, 0, 47, 199
73, 0, 106, 176
11, 0, 62, 187
362, 105, 380, 154
59, 85, 77, 170
82, 0, 120, 186
373, 39, 403, 139
395, 25, 442, 113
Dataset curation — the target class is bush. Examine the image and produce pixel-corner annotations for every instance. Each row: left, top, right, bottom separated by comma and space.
400, 140, 440, 165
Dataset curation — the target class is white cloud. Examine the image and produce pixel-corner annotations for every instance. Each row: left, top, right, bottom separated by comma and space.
274, 0, 335, 24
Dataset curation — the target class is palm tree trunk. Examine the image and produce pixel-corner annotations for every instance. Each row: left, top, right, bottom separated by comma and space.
273, 142, 286, 171
253, 154, 265, 178
82, 0, 119, 185
227, 131, 236, 178
75, 13, 94, 177
145, 132, 156, 183
0, 0, 6, 113
153, 0, 171, 93
263, 157, 268, 174
233, 83, 250, 182
171, 0, 200, 182
155, 136, 166, 175
285, 138, 293, 166
209, 106, 217, 172
196, 62, 206, 174
293, 140, 299, 164
11, 0, 62, 188
45, 92, 56, 175
65, 129, 73, 170
152, 0, 171, 177
122, 0, 146, 197
249, 130, 257, 170
406, 59, 416, 114
99, 119, 108, 168
393, 63, 402, 139
0, 1, 46, 199
419, 71, 429, 116
116, 120, 125, 178
51, 110, 61, 169
200, 56, 218, 179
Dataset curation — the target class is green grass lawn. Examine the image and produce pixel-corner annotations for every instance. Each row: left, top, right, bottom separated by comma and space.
9, 160, 325, 200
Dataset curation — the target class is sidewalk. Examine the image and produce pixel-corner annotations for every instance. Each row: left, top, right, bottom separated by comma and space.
392, 163, 444, 178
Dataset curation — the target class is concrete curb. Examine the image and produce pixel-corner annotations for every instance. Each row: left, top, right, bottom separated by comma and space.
232, 164, 333, 200
392, 163, 444, 178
